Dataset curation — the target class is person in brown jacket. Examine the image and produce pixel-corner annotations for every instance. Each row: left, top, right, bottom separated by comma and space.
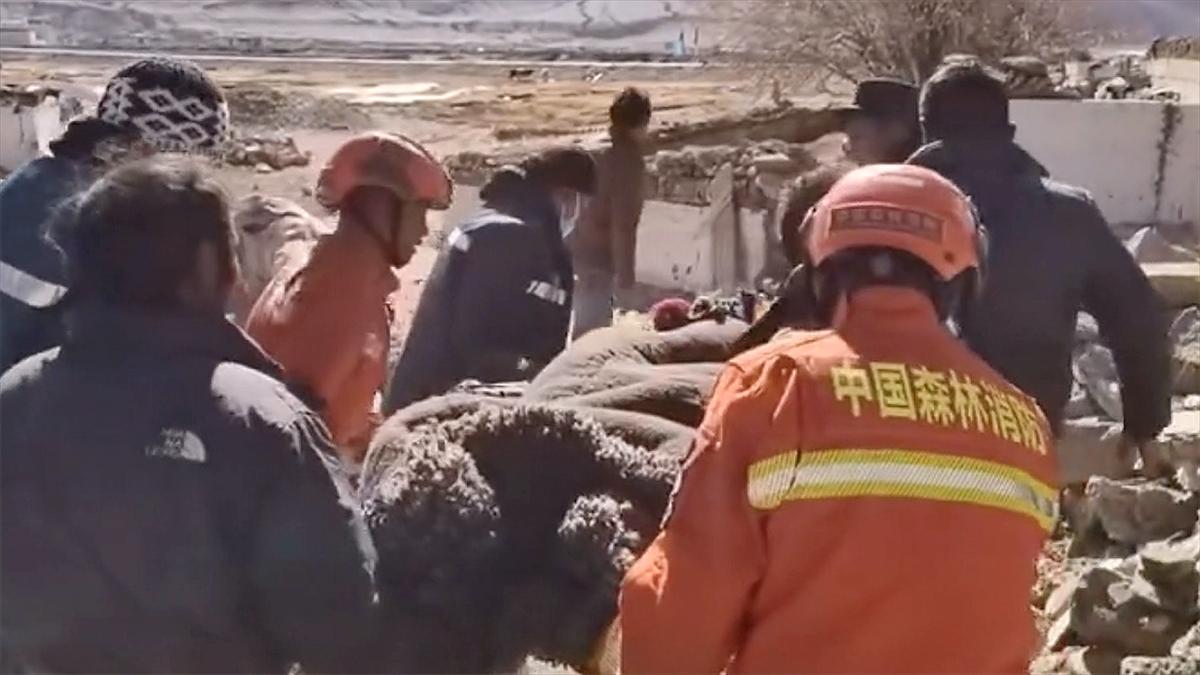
571, 87, 652, 339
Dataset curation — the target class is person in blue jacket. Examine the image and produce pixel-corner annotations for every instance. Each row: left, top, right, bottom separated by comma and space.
0, 56, 229, 372
385, 147, 596, 412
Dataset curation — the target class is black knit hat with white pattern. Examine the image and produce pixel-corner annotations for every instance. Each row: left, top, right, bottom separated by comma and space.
96, 57, 229, 153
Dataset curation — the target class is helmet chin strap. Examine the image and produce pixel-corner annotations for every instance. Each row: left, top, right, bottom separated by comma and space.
349, 201, 403, 266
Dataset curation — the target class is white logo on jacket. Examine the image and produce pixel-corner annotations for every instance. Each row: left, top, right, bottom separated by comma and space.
145, 429, 207, 463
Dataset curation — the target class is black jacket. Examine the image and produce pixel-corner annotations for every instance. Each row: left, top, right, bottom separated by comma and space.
908, 139, 1171, 439
0, 304, 379, 673
385, 170, 574, 413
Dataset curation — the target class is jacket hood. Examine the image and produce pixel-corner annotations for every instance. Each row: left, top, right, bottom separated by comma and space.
479, 166, 560, 232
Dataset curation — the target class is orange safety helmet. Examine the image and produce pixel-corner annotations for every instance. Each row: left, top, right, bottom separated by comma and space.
316, 131, 453, 211
804, 163, 979, 281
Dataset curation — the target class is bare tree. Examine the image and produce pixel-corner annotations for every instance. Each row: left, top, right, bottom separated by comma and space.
712, 0, 1092, 91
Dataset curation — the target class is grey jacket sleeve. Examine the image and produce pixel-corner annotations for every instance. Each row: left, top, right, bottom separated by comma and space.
1078, 197, 1172, 440
249, 408, 381, 673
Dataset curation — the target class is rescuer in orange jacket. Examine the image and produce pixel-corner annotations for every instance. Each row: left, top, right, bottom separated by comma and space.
246, 132, 452, 463
619, 164, 1059, 674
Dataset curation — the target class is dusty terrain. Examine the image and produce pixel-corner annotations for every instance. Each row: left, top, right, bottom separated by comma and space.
0, 51, 790, 330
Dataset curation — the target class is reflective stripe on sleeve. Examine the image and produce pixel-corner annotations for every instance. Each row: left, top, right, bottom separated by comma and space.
0, 261, 66, 308
746, 448, 1058, 532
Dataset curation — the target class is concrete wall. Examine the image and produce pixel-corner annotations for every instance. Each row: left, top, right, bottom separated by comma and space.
1147, 58, 1200, 104
0, 97, 61, 173
444, 98, 1200, 296
1011, 99, 1200, 227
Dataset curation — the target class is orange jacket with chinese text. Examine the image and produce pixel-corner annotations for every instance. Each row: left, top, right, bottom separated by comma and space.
245, 223, 397, 460
620, 286, 1058, 674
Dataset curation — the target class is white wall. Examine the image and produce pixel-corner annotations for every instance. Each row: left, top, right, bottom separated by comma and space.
1147, 59, 1200, 104
0, 97, 61, 173
1011, 99, 1200, 227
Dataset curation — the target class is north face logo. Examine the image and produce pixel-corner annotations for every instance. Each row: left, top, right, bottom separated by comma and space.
145, 428, 207, 463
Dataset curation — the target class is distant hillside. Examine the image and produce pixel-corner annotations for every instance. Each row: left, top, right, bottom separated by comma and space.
2, 0, 712, 54
1, 0, 1195, 56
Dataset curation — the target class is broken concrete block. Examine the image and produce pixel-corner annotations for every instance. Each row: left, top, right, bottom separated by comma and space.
1138, 532, 1200, 617
1172, 622, 1200, 660
1074, 344, 1124, 421
1142, 263, 1200, 309
1076, 313, 1101, 345
750, 152, 798, 175
1169, 308, 1200, 395
1127, 227, 1200, 265
1151, 410, 1200, 490
1084, 478, 1198, 546
1073, 565, 1190, 656
1058, 418, 1137, 485
1120, 656, 1200, 675
1067, 379, 1100, 419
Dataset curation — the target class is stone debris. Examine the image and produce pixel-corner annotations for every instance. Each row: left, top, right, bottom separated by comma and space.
1079, 478, 1197, 546
1170, 308, 1200, 396
1127, 227, 1200, 265
998, 56, 1063, 99
224, 134, 311, 171
1121, 655, 1200, 674
1074, 344, 1124, 422
224, 82, 374, 131
1141, 263, 1200, 310
1058, 417, 1137, 485
1148, 37, 1200, 61
645, 140, 818, 208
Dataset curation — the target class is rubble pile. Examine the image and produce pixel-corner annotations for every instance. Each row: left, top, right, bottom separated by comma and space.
224, 83, 374, 131
1035, 226, 1200, 674
444, 103, 844, 209
223, 134, 311, 172
444, 137, 833, 210
646, 140, 818, 207
1149, 37, 1200, 61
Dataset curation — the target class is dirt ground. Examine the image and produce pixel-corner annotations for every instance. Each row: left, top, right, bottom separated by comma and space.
1, 52, 793, 334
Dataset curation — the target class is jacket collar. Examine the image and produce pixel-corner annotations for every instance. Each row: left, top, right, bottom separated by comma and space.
907, 138, 1049, 180
64, 302, 285, 377
832, 286, 942, 333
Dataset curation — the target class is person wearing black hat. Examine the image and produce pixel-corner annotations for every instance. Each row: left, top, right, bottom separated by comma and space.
836, 78, 921, 165
0, 57, 229, 373
907, 60, 1170, 458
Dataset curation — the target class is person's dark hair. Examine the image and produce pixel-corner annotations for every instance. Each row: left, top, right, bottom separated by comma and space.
780, 165, 851, 267
920, 60, 1013, 142
609, 87, 652, 131
51, 156, 236, 307
521, 147, 597, 195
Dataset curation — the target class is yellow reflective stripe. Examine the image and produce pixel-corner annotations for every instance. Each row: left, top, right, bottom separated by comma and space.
797, 449, 1057, 502
746, 450, 797, 509
746, 448, 1058, 532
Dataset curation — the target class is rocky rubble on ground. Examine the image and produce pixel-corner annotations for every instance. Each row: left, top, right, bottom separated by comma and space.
1035, 225, 1200, 674
645, 140, 819, 208
223, 134, 311, 172
224, 82, 374, 131
443, 103, 844, 210
1149, 37, 1200, 61
444, 136, 838, 211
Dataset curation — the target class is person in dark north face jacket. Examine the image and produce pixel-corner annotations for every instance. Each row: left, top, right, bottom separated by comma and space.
1, 157, 380, 674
